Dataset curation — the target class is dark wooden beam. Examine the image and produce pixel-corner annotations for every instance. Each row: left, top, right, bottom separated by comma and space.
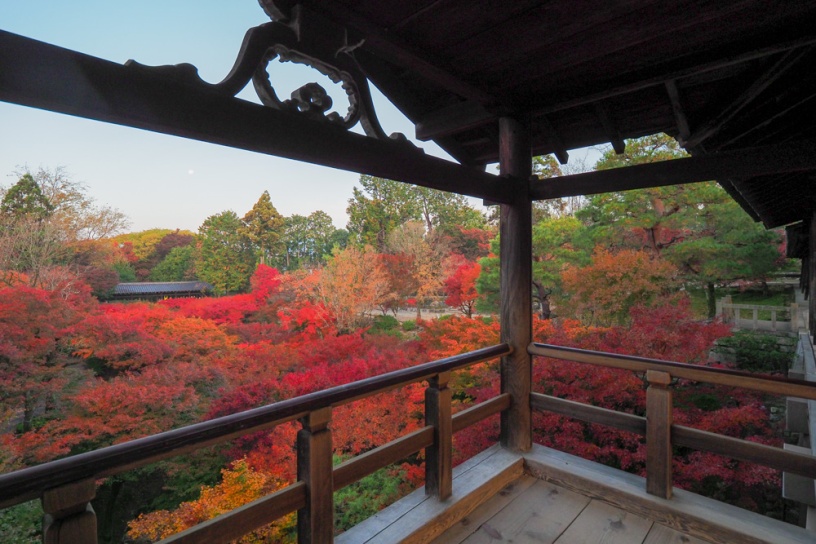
0, 30, 512, 204
539, 115, 569, 165
530, 139, 816, 200
415, 101, 495, 141
683, 46, 812, 149
593, 101, 625, 154
664, 80, 691, 142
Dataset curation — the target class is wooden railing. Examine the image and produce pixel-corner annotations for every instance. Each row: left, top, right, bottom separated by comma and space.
529, 343, 816, 499
717, 298, 807, 332
0, 343, 511, 544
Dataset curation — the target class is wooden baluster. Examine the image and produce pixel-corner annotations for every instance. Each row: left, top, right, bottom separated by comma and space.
42, 479, 97, 544
426, 371, 452, 500
646, 370, 673, 499
297, 407, 333, 544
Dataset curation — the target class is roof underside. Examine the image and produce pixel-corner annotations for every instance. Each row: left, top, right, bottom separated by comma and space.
305, 0, 816, 228
1, 1, 815, 229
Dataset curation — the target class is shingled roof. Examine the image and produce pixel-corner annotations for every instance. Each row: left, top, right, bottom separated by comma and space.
109, 281, 213, 301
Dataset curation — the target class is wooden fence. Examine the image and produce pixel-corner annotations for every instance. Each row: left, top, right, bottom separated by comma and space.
0, 344, 511, 544
717, 296, 808, 332
529, 343, 816, 500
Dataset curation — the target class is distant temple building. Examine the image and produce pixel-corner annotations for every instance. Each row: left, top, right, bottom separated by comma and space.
108, 281, 213, 301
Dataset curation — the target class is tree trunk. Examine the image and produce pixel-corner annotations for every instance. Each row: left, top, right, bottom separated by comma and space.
706, 281, 716, 319
23, 391, 35, 432
532, 280, 552, 320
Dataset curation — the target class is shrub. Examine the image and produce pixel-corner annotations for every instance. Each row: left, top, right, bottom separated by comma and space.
714, 331, 793, 373
370, 315, 400, 333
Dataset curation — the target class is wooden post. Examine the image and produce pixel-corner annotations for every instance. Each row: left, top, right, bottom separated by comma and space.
722, 295, 733, 323
499, 115, 533, 452
425, 371, 452, 500
297, 407, 333, 544
809, 212, 816, 337
42, 479, 97, 544
646, 370, 673, 499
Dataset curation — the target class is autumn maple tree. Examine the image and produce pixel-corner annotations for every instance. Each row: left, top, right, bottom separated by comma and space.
559, 247, 680, 326
443, 259, 481, 318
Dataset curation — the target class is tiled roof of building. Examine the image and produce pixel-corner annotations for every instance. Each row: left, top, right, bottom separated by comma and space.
112, 281, 213, 296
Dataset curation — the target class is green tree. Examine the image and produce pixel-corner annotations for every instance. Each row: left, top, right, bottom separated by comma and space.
346, 176, 419, 250
279, 211, 341, 270
346, 175, 484, 251
412, 186, 485, 237
241, 191, 285, 266
0, 174, 62, 286
577, 134, 692, 254
579, 134, 785, 317
196, 211, 255, 294
476, 216, 590, 318
665, 201, 783, 317
150, 246, 196, 282
0, 173, 53, 221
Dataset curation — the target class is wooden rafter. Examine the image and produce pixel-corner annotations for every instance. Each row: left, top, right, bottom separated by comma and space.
593, 101, 625, 154
411, 35, 816, 141
682, 46, 813, 149
538, 115, 569, 165
713, 92, 816, 151
0, 30, 512, 204
664, 80, 691, 142
529, 139, 816, 200
310, 1, 500, 106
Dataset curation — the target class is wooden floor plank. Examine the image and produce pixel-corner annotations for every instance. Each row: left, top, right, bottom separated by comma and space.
644, 523, 710, 544
429, 475, 538, 544
524, 444, 816, 544
553, 500, 653, 544
338, 444, 523, 544
459, 479, 591, 544
337, 445, 504, 543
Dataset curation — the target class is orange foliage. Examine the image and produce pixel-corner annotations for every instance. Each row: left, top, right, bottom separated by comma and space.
127, 459, 293, 542
560, 248, 679, 325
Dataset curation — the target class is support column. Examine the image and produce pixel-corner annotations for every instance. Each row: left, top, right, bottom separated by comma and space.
499, 116, 533, 452
809, 212, 816, 337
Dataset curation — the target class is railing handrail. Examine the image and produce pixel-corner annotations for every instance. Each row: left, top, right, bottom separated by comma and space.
529, 343, 816, 400
529, 341, 816, 500
0, 343, 511, 509
720, 302, 791, 312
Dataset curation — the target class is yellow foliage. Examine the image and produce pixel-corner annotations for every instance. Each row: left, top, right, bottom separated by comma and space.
127, 459, 294, 542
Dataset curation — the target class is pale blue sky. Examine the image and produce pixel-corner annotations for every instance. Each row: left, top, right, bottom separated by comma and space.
0, 1, 601, 233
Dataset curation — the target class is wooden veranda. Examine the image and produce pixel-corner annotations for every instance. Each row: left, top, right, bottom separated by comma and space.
2, 1, 816, 542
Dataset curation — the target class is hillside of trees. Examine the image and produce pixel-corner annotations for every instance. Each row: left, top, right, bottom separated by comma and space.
0, 135, 796, 542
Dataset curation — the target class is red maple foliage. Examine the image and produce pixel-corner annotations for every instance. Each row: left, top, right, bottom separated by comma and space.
443, 260, 481, 318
